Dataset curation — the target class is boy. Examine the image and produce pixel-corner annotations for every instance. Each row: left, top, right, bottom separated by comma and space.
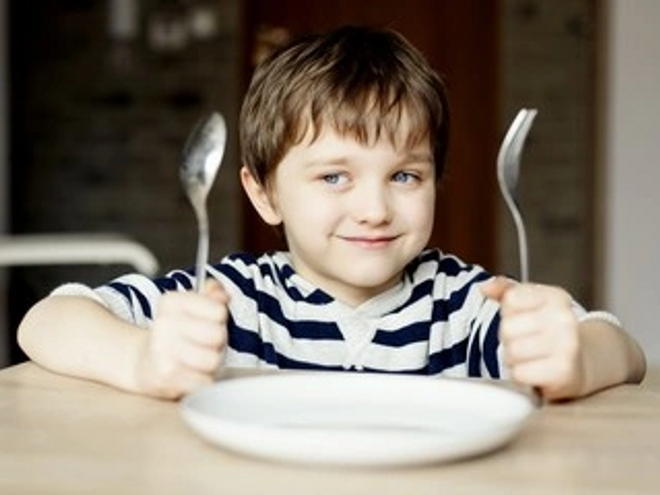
17, 26, 645, 401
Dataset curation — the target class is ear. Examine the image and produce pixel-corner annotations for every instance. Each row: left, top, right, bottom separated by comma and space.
240, 166, 283, 226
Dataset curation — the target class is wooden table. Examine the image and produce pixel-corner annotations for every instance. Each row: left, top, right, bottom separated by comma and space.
1, 363, 659, 494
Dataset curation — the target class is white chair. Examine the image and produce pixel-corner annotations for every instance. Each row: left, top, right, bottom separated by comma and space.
0, 233, 159, 276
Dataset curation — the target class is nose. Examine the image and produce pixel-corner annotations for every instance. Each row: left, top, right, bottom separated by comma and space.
351, 182, 392, 225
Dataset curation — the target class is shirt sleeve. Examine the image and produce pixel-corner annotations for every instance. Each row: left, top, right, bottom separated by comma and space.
50, 283, 147, 326
48, 270, 195, 329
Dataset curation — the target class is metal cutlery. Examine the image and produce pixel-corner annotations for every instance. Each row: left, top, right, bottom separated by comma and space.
496, 108, 538, 283
180, 112, 227, 292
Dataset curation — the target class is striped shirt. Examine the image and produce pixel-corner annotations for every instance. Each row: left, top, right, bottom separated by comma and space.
53, 249, 506, 379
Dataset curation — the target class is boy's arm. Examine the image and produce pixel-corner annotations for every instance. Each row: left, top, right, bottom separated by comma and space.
17, 295, 150, 393
574, 317, 646, 399
17, 281, 229, 399
482, 277, 646, 401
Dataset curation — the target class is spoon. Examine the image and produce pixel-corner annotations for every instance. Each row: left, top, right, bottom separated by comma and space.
496, 108, 537, 283
180, 112, 227, 292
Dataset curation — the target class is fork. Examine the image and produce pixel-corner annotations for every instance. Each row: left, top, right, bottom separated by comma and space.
497, 108, 542, 406
496, 108, 538, 283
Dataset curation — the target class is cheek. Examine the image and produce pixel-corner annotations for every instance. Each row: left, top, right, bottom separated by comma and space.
301, 198, 343, 227
402, 190, 435, 228
404, 195, 436, 247
277, 188, 342, 230
415, 204, 436, 239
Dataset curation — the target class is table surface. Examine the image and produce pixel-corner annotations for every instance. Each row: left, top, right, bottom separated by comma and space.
1, 362, 659, 495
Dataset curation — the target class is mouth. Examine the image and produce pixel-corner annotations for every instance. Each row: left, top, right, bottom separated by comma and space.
339, 235, 399, 249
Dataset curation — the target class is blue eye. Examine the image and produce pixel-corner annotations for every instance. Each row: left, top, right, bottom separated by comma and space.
392, 171, 418, 183
322, 173, 345, 185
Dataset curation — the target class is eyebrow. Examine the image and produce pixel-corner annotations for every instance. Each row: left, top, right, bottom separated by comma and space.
305, 151, 434, 168
400, 151, 434, 164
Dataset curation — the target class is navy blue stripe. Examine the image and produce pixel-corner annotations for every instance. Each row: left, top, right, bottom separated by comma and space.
428, 336, 469, 374
153, 277, 177, 292
393, 252, 446, 311
223, 253, 333, 304
391, 279, 433, 313
467, 327, 483, 377
217, 261, 260, 296
274, 262, 333, 304
253, 290, 342, 340
287, 321, 343, 340
171, 271, 195, 290
360, 365, 427, 375
228, 324, 278, 364
108, 282, 153, 319
225, 252, 259, 266
438, 256, 465, 276
372, 321, 431, 347
217, 261, 341, 340
413, 249, 442, 268
254, 283, 340, 339
228, 323, 343, 371
405, 250, 478, 286
274, 354, 344, 371
432, 270, 491, 323
152, 270, 195, 293
482, 313, 501, 378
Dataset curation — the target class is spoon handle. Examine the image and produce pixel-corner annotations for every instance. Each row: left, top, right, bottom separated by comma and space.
194, 206, 209, 293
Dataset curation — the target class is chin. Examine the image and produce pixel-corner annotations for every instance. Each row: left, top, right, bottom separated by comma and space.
347, 273, 402, 293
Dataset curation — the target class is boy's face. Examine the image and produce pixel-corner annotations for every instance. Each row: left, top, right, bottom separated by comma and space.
243, 125, 436, 307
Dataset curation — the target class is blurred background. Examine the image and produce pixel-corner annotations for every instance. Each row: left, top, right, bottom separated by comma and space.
0, 0, 658, 367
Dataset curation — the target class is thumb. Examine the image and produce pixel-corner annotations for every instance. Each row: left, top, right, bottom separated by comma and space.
481, 276, 516, 302
202, 279, 230, 303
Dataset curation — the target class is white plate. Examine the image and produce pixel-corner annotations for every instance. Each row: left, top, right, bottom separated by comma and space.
181, 372, 535, 467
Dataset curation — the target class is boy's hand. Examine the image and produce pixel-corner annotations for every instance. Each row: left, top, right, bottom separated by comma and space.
482, 277, 583, 401
136, 280, 229, 399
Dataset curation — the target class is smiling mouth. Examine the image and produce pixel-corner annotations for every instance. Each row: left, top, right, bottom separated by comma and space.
340, 235, 399, 248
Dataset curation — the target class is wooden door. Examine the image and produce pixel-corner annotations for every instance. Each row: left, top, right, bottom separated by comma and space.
240, 0, 500, 270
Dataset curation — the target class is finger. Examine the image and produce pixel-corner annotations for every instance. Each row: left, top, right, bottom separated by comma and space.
480, 276, 517, 302
177, 338, 224, 373
202, 279, 230, 303
190, 298, 225, 322
499, 285, 548, 317
507, 357, 579, 400
505, 284, 574, 314
184, 319, 228, 349
502, 304, 578, 344
165, 369, 215, 400
139, 340, 216, 399
502, 332, 551, 366
499, 311, 546, 341
508, 358, 548, 387
164, 292, 226, 322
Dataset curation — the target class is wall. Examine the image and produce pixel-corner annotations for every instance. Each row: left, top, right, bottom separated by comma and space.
603, 0, 660, 365
0, 0, 7, 366
498, 0, 595, 305
3, 1, 656, 367
3, 1, 243, 364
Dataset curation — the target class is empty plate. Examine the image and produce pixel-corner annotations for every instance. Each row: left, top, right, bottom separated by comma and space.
181, 371, 535, 467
